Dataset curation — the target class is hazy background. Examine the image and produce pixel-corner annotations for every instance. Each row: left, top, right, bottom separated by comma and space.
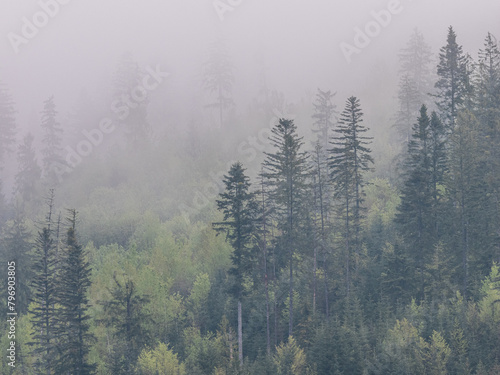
1, 0, 499, 198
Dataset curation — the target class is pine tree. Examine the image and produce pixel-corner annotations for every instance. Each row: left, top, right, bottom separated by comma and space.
312, 89, 337, 150
311, 141, 331, 318
0, 212, 33, 314
55, 210, 95, 375
399, 28, 434, 97
203, 38, 234, 128
40, 96, 64, 183
475, 32, 500, 266
0, 82, 17, 165
29, 192, 58, 375
395, 29, 434, 143
446, 110, 488, 296
15, 132, 42, 202
329, 96, 373, 295
475, 32, 500, 131
213, 162, 258, 366
396, 105, 446, 300
257, 169, 272, 354
100, 274, 152, 374
434, 26, 469, 130
394, 74, 422, 144
262, 118, 310, 336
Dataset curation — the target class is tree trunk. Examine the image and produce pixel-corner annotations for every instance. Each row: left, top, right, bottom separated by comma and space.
238, 300, 243, 367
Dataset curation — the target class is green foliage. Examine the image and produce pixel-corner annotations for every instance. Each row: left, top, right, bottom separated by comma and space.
137, 342, 186, 375
478, 264, 500, 324
99, 274, 153, 374
382, 319, 426, 374
273, 336, 308, 375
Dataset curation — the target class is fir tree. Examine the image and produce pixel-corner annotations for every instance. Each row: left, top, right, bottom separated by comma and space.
213, 162, 258, 366
203, 37, 234, 128
396, 105, 446, 299
29, 192, 58, 375
446, 110, 488, 297
0, 82, 17, 165
55, 210, 95, 375
475, 32, 500, 131
434, 26, 469, 130
100, 274, 152, 374
329, 96, 373, 295
40, 96, 64, 183
262, 118, 310, 336
15, 132, 42, 202
395, 29, 434, 143
312, 89, 337, 150
0, 212, 33, 314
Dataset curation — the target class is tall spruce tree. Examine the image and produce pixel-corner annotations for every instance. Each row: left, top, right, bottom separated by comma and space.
329, 96, 373, 295
434, 26, 468, 130
262, 118, 310, 336
446, 110, 485, 297
475, 32, 500, 131
15, 132, 42, 202
312, 89, 337, 150
311, 141, 331, 317
396, 105, 446, 299
0, 212, 33, 314
475, 33, 500, 266
55, 210, 95, 375
213, 162, 258, 366
40, 96, 64, 183
100, 275, 152, 374
399, 28, 434, 97
395, 29, 434, 143
0, 82, 17, 165
29, 192, 58, 375
203, 38, 234, 128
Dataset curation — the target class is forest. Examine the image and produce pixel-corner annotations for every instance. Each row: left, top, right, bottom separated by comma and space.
1, 11, 500, 375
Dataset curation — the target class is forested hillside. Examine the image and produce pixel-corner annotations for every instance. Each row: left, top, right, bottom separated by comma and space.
1, 22, 500, 374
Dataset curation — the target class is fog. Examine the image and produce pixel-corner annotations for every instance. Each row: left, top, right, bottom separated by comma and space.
1, 0, 499, 206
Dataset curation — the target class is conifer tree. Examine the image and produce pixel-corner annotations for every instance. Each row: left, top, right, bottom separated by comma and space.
203, 38, 234, 128
15, 132, 42, 202
262, 118, 310, 336
213, 162, 258, 366
446, 110, 487, 296
311, 141, 330, 317
396, 105, 446, 299
0, 82, 17, 165
40, 96, 64, 183
475, 33, 500, 266
395, 29, 434, 143
329, 96, 373, 295
475, 32, 500, 131
55, 210, 95, 375
100, 274, 152, 374
0, 212, 33, 314
29, 191, 58, 375
257, 169, 272, 354
312, 89, 337, 150
434, 26, 469, 130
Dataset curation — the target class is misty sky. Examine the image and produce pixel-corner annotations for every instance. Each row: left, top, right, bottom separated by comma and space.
1, 0, 499, 139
